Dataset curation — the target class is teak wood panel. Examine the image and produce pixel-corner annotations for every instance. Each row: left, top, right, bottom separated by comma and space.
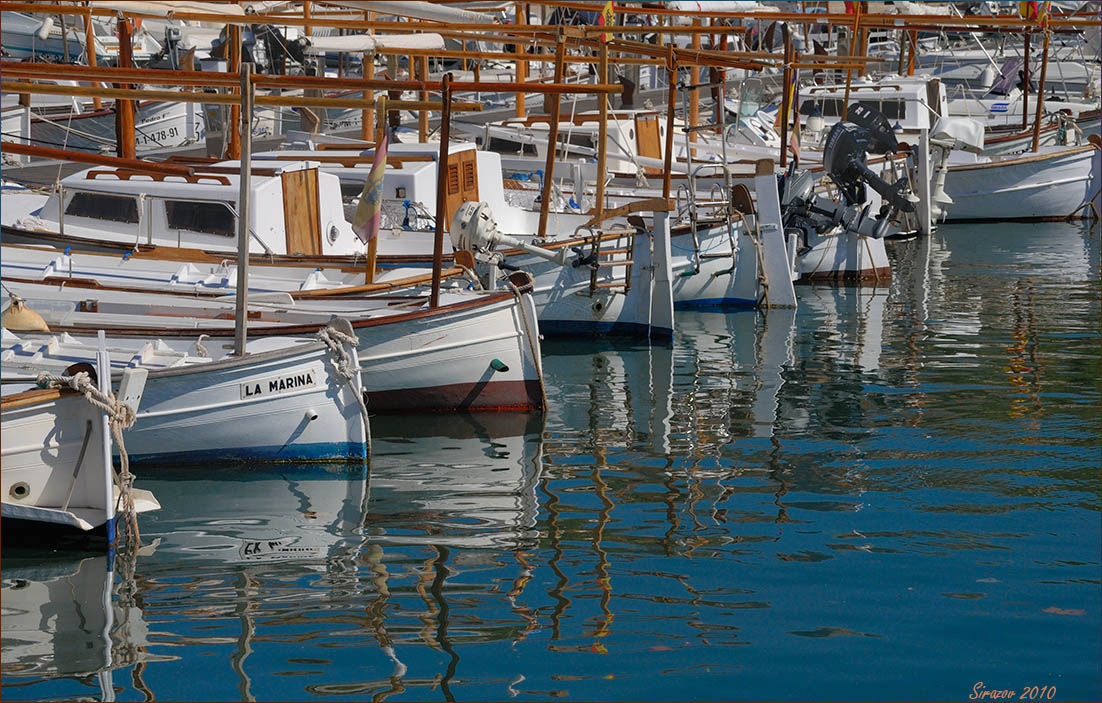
282, 168, 321, 255
635, 114, 663, 175
443, 149, 479, 230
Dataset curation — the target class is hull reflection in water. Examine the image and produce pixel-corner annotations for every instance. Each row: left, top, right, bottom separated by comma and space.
1, 548, 152, 701
541, 308, 797, 461
1, 413, 547, 701
367, 412, 545, 549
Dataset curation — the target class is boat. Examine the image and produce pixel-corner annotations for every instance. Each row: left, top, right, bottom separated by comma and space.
1, 330, 159, 540
2, 320, 370, 464
940, 144, 1101, 222
1, 278, 545, 414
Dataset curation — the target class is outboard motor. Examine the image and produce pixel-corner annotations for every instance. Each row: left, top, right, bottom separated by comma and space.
783, 103, 918, 243
823, 120, 915, 213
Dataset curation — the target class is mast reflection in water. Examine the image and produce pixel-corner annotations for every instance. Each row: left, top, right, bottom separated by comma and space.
1, 222, 1099, 701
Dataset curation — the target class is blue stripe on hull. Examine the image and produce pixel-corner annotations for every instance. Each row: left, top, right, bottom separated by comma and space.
540, 319, 673, 339
125, 441, 367, 466
675, 297, 758, 310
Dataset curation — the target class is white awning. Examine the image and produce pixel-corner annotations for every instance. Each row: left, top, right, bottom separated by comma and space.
90, 1, 246, 17
331, 1, 494, 25
303, 32, 446, 55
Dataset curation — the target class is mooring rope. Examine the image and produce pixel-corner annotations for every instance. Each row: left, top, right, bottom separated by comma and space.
35, 370, 141, 546
504, 280, 548, 412
316, 324, 372, 457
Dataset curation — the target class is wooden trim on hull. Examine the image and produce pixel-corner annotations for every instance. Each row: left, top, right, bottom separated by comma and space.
41, 290, 518, 338
799, 266, 892, 283
367, 379, 544, 413
947, 145, 1097, 172
0, 387, 69, 411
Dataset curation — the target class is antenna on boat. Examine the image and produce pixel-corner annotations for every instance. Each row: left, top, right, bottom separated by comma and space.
234, 61, 254, 357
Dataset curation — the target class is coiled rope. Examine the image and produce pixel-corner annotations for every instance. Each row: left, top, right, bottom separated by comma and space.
34, 370, 141, 546
316, 324, 372, 457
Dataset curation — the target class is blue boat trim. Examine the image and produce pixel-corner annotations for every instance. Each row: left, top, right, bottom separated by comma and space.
540, 319, 673, 339
125, 441, 368, 466
674, 297, 758, 310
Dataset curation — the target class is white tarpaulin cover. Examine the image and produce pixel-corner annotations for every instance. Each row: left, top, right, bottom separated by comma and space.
332, 1, 493, 25
303, 33, 446, 55
932, 117, 985, 152
90, 1, 246, 17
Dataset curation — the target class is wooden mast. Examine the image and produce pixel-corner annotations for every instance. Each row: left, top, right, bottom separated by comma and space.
515, 2, 528, 118
361, 9, 374, 141
662, 43, 676, 201
536, 32, 566, 240
114, 17, 135, 160
430, 74, 453, 309
779, 29, 792, 169
841, 1, 861, 116
1030, 16, 1050, 152
595, 40, 608, 222
233, 62, 253, 357
689, 18, 700, 157
226, 23, 242, 159
82, 7, 101, 110
1022, 30, 1031, 131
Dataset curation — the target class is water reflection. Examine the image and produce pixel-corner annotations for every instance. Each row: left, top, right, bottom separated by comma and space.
2, 222, 1099, 701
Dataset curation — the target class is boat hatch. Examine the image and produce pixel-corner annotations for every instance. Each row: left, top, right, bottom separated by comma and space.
282, 167, 321, 255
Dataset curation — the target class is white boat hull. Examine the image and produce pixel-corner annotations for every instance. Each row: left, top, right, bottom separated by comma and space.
1, 389, 158, 532
943, 145, 1101, 222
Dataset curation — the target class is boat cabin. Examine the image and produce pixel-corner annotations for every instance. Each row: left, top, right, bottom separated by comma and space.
31, 161, 361, 256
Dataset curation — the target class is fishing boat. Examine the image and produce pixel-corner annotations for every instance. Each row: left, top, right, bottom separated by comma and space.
940, 143, 1101, 222
1, 331, 159, 539
1, 278, 545, 414
2, 321, 370, 464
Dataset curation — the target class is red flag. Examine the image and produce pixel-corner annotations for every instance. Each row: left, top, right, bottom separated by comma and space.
599, 1, 614, 43
351, 130, 388, 244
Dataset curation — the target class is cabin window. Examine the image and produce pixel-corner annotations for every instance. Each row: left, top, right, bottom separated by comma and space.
165, 200, 235, 237
800, 98, 907, 121
447, 164, 460, 195
65, 192, 139, 224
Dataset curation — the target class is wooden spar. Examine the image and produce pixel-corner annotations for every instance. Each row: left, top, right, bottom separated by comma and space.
4, 4, 1094, 32
361, 10, 374, 141
233, 62, 253, 357
0, 141, 195, 176
515, 2, 528, 117
227, 23, 242, 160
689, 18, 700, 157
536, 34, 567, 241
595, 40, 608, 222
0, 82, 483, 113
82, 9, 101, 110
662, 44, 677, 201
1031, 17, 1051, 153
303, 0, 312, 36
431, 74, 453, 309
418, 55, 429, 142
841, 2, 862, 117
0, 62, 625, 96
114, 18, 136, 160
906, 29, 917, 76
1022, 30, 1031, 132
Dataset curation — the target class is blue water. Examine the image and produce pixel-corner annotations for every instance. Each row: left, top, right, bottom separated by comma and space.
3, 222, 1100, 701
